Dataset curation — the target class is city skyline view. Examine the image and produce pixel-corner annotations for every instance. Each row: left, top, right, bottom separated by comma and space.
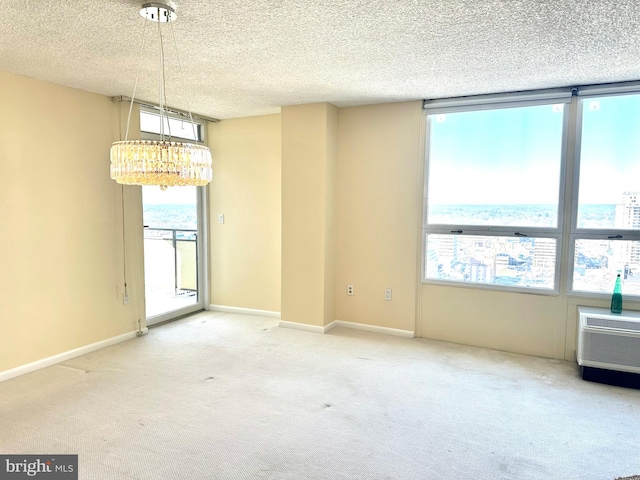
426, 197, 640, 295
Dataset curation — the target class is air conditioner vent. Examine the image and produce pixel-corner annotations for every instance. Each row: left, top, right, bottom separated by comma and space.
585, 316, 640, 332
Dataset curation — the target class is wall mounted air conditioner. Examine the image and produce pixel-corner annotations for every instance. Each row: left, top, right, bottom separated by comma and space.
577, 306, 640, 375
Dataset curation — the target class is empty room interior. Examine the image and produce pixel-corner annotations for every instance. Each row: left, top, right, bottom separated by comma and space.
2, 1, 640, 479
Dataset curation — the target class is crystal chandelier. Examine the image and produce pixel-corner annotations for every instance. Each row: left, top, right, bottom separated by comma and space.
110, 1, 212, 190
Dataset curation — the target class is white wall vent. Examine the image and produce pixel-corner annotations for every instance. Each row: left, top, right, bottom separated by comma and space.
577, 306, 640, 375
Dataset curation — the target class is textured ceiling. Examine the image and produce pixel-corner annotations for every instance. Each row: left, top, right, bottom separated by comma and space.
2, 0, 640, 119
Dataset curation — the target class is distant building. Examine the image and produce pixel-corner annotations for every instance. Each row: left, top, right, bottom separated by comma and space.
426, 248, 440, 277
469, 259, 494, 283
495, 253, 509, 267
615, 192, 640, 229
615, 192, 640, 269
533, 238, 556, 268
430, 234, 458, 264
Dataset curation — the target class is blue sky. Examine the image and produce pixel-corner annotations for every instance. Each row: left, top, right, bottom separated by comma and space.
428, 103, 564, 205
579, 94, 640, 204
428, 95, 640, 205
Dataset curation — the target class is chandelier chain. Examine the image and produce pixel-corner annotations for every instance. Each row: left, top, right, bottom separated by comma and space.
125, 18, 150, 141
169, 20, 198, 142
157, 17, 173, 141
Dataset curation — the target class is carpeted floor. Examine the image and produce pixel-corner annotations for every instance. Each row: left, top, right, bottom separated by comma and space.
1, 311, 639, 479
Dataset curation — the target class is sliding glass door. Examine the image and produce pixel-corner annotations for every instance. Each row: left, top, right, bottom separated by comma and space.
142, 185, 208, 325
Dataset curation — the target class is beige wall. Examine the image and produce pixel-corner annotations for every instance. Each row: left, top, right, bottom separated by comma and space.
207, 114, 281, 312
335, 101, 423, 333
323, 105, 338, 326
208, 101, 423, 333
281, 103, 338, 327
420, 286, 565, 358
3, 69, 625, 374
420, 284, 640, 361
0, 71, 144, 373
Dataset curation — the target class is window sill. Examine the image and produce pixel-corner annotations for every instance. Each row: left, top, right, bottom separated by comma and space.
421, 279, 560, 296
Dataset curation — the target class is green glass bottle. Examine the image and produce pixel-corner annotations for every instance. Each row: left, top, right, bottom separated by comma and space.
611, 273, 623, 314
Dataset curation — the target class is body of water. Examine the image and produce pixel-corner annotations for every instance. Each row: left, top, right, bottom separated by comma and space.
143, 204, 197, 231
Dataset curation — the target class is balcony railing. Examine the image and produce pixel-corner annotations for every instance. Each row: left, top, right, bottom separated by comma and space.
143, 227, 198, 318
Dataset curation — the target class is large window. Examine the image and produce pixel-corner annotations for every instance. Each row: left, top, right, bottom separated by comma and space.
572, 93, 640, 296
423, 87, 640, 298
424, 101, 566, 292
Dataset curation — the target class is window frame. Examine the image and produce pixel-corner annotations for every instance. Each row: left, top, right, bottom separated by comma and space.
568, 88, 640, 298
422, 92, 572, 295
139, 107, 211, 324
421, 231, 564, 295
139, 107, 207, 144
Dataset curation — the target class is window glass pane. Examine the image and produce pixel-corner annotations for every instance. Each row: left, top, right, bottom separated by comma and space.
573, 238, 640, 295
577, 94, 640, 230
140, 111, 200, 141
142, 185, 197, 230
425, 234, 556, 289
426, 104, 564, 227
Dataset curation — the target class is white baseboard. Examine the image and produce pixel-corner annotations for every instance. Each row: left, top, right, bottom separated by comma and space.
279, 320, 335, 334
331, 320, 415, 338
209, 304, 281, 319
0, 328, 148, 383
279, 319, 414, 338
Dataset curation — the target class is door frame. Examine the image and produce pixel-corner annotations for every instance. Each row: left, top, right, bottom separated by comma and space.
139, 107, 210, 326
144, 185, 209, 326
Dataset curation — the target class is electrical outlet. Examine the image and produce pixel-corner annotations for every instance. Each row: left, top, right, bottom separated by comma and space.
384, 288, 392, 301
123, 293, 130, 305
347, 284, 354, 296
218, 214, 224, 224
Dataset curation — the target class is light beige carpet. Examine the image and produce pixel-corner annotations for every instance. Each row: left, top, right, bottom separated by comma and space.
1, 311, 639, 479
